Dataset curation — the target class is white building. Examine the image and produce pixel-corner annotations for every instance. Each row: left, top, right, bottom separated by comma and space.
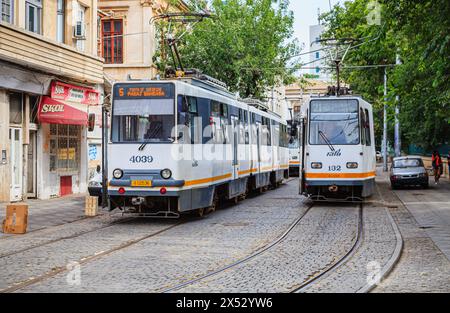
309, 24, 331, 82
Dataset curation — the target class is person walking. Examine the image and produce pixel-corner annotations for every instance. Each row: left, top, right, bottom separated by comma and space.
431, 151, 443, 184
447, 151, 450, 179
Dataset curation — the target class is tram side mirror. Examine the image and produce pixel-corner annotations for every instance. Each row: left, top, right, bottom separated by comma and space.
289, 137, 294, 144
88, 113, 96, 132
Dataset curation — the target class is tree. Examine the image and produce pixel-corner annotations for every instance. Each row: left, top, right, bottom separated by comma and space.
320, 0, 450, 150
154, 0, 300, 100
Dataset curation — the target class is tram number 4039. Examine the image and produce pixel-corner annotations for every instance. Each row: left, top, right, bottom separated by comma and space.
328, 165, 342, 172
129, 155, 154, 163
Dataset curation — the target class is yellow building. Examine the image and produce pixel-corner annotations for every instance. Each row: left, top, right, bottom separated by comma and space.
0, 0, 104, 202
98, 0, 188, 82
285, 78, 330, 119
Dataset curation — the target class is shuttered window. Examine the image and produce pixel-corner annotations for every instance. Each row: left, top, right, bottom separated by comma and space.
102, 19, 123, 64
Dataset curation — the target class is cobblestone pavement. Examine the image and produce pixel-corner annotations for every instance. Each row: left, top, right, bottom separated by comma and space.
7, 181, 309, 292
392, 178, 450, 261
174, 204, 360, 293
372, 169, 450, 293
301, 202, 398, 293
2, 175, 448, 293
0, 194, 88, 238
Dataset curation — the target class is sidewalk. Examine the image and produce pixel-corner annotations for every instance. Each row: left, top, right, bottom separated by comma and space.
376, 165, 450, 261
0, 194, 90, 238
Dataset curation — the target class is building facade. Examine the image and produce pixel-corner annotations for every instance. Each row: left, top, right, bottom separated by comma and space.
285, 78, 329, 120
0, 0, 104, 202
309, 24, 331, 82
98, 0, 188, 82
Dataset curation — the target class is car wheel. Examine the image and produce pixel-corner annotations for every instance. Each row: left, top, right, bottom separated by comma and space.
422, 182, 429, 189
391, 183, 397, 190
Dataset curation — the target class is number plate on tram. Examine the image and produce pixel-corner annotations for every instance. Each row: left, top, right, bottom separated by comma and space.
131, 180, 152, 187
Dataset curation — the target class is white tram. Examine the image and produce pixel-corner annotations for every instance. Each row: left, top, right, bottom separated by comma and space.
107, 76, 290, 217
298, 96, 376, 201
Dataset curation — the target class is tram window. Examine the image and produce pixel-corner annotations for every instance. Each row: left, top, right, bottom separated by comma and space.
360, 108, 366, 146
211, 101, 221, 117
309, 99, 359, 145
221, 103, 228, 117
365, 109, 371, 146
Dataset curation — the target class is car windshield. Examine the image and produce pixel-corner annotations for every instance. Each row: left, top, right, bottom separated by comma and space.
309, 99, 360, 145
393, 159, 422, 168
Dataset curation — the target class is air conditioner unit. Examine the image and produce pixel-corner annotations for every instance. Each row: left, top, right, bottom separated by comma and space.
73, 21, 86, 39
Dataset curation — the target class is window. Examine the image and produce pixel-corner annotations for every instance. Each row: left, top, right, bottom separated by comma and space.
309, 99, 360, 145
1, 0, 13, 23
364, 109, 371, 146
315, 67, 320, 73
25, 0, 42, 34
177, 95, 200, 144
76, 4, 86, 52
9, 93, 23, 124
49, 124, 81, 172
360, 108, 366, 145
316, 52, 320, 59
56, 0, 65, 43
102, 19, 123, 64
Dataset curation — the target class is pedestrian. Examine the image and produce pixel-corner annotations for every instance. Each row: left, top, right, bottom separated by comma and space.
431, 151, 443, 184
447, 151, 450, 179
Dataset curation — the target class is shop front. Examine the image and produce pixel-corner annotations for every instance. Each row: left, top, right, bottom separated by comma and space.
37, 81, 100, 199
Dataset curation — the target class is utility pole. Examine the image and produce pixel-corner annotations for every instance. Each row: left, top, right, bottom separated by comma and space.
383, 67, 388, 171
394, 54, 401, 157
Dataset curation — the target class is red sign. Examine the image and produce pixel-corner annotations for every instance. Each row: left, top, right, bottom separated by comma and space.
38, 96, 88, 126
50, 81, 100, 105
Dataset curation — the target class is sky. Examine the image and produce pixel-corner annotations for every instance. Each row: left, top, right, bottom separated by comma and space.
288, 0, 345, 66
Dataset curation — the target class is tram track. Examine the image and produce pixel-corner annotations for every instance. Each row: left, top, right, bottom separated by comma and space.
0, 221, 184, 293
160, 201, 315, 293
160, 202, 363, 293
291, 204, 363, 293
0, 216, 136, 259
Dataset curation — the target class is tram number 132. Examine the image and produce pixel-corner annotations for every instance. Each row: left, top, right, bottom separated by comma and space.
328, 165, 342, 172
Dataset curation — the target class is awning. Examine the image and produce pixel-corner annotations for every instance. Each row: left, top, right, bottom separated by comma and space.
37, 81, 100, 126
38, 96, 88, 125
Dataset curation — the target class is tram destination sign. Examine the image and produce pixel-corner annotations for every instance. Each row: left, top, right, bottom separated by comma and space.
114, 83, 175, 99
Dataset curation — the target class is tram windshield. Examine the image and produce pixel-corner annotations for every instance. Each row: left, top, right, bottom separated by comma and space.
309, 99, 360, 145
111, 83, 175, 143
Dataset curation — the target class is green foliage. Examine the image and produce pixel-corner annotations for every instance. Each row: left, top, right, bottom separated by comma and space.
154, 0, 300, 99
320, 0, 450, 150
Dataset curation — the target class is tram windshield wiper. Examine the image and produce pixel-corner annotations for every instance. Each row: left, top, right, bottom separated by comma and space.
318, 130, 335, 151
138, 142, 149, 151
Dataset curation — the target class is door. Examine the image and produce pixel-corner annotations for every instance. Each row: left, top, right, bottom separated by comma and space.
299, 118, 306, 195
27, 130, 37, 198
60, 176, 72, 196
231, 115, 239, 179
10, 128, 23, 202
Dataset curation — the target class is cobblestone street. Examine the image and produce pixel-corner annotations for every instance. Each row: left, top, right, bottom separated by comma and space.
1, 177, 448, 293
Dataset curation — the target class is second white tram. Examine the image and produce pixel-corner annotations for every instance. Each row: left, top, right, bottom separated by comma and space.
107, 77, 290, 217
299, 96, 376, 201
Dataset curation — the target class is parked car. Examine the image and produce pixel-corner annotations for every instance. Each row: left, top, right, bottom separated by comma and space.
88, 165, 103, 198
390, 156, 429, 189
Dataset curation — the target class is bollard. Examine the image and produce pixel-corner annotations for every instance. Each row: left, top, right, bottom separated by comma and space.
2, 203, 28, 234
85, 196, 98, 217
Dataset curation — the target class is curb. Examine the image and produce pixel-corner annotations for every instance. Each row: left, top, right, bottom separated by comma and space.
357, 206, 403, 293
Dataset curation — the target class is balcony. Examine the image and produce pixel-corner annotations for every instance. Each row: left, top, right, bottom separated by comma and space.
0, 22, 103, 84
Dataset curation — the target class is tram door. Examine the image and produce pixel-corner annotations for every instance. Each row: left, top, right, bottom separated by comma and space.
256, 121, 262, 173
231, 115, 239, 179
298, 118, 306, 195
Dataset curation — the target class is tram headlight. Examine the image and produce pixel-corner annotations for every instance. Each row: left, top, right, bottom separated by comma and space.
113, 169, 123, 179
161, 169, 172, 180
346, 162, 359, 169
311, 162, 322, 169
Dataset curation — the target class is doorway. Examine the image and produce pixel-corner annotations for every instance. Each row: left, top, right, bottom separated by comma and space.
10, 127, 23, 202
27, 130, 37, 198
